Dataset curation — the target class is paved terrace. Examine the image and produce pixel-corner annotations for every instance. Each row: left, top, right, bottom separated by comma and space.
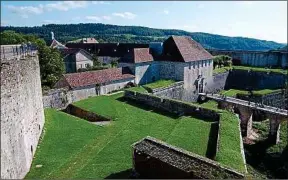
199, 93, 287, 117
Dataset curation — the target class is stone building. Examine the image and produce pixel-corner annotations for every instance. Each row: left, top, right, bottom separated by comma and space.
54, 67, 135, 99
60, 48, 93, 73
119, 35, 214, 93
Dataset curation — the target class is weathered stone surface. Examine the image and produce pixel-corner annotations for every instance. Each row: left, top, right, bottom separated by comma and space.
133, 137, 245, 179
124, 90, 219, 121
1, 57, 45, 179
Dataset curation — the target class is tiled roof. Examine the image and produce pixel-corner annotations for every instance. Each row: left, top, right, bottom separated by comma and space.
121, 48, 154, 63
62, 67, 134, 88
133, 48, 154, 63
166, 36, 213, 62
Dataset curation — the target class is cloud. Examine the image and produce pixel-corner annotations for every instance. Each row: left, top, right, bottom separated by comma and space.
71, 17, 81, 21
91, 1, 111, 5
6, 1, 88, 18
112, 12, 137, 19
45, 1, 88, 11
85, 16, 101, 21
102, 16, 111, 20
163, 10, 169, 15
6, 4, 44, 18
1, 20, 9, 26
42, 20, 60, 24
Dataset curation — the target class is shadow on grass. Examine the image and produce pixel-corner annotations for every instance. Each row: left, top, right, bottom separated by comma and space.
116, 96, 180, 119
245, 139, 288, 178
104, 169, 133, 179
206, 122, 219, 159
116, 97, 218, 123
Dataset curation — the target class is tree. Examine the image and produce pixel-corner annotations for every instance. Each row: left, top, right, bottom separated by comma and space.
92, 53, 101, 67
37, 43, 65, 87
111, 59, 118, 67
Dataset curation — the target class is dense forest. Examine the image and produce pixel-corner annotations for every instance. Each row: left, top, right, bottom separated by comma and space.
1, 23, 286, 51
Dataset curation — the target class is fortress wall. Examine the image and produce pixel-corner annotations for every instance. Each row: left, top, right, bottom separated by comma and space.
208, 50, 287, 68
1, 57, 45, 179
205, 71, 230, 93
225, 69, 286, 90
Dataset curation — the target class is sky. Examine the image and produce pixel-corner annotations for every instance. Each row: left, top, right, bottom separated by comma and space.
1, 1, 287, 43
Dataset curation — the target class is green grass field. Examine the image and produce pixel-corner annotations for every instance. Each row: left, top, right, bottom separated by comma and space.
220, 89, 283, 97
232, 66, 287, 75
26, 93, 216, 179
143, 79, 175, 91
213, 65, 287, 75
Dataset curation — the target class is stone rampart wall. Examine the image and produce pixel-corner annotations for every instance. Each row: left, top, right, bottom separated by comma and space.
1, 57, 45, 179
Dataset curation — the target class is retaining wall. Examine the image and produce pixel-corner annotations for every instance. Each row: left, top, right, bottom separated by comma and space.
124, 90, 219, 121
1, 57, 44, 179
64, 104, 110, 122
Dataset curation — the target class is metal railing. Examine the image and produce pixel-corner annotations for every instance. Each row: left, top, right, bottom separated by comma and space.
1, 44, 38, 60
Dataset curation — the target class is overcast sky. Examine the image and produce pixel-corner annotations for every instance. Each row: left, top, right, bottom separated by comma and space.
1, 1, 287, 43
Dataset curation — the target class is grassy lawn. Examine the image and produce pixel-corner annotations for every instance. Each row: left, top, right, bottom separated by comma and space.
127, 86, 147, 93
232, 66, 287, 75
213, 67, 231, 75
213, 65, 287, 75
143, 79, 175, 92
26, 93, 215, 179
220, 89, 283, 97
216, 112, 246, 173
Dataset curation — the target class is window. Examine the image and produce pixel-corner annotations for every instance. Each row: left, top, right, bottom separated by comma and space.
204, 60, 207, 66
189, 62, 192, 69
80, 64, 83, 68
85, 63, 89, 68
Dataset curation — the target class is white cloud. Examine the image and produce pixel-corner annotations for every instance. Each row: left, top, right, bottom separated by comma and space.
6, 1, 88, 18
43, 20, 60, 24
91, 1, 111, 5
102, 16, 112, 20
45, 1, 88, 11
6, 4, 44, 18
112, 12, 137, 19
163, 10, 169, 15
85, 16, 101, 21
1, 20, 9, 26
71, 17, 81, 21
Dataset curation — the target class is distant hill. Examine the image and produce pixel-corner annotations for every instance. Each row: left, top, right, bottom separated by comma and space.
1, 23, 286, 51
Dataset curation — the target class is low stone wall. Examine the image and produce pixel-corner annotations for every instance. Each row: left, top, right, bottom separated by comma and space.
237, 90, 287, 109
64, 104, 110, 122
133, 137, 245, 179
43, 79, 134, 109
124, 90, 219, 121
152, 81, 184, 100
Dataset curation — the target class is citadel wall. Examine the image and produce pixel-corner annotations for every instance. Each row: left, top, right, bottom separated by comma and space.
1, 57, 45, 179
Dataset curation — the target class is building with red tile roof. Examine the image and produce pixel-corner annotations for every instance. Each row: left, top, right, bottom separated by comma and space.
55, 67, 134, 89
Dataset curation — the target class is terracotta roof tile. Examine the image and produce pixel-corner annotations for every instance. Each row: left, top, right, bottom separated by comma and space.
170, 36, 213, 62
62, 67, 134, 88
134, 48, 154, 63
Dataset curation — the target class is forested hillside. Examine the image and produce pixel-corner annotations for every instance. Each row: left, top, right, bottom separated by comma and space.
1, 23, 285, 51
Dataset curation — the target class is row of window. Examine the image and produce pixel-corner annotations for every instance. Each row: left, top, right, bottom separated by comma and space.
79, 63, 91, 68
189, 59, 212, 69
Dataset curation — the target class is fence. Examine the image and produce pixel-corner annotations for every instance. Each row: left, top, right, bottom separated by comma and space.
1, 44, 38, 60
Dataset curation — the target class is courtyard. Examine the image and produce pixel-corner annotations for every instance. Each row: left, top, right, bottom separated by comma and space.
26, 93, 223, 179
